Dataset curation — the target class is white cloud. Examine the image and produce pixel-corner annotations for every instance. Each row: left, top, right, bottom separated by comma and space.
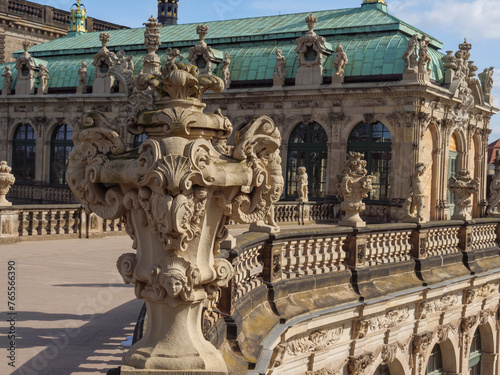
390, 0, 500, 40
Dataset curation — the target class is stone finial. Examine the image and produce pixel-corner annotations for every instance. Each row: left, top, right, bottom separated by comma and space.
196, 24, 209, 44
337, 152, 374, 227
143, 15, 161, 53
305, 13, 318, 34
22, 39, 31, 53
402, 163, 428, 223
442, 50, 457, 70
459, 37, 472, 54
296, 166, 309, 202
99, 32, 110, 48
69, 52, 282, 372
143, 15, 161, 75
0, 161, 15, 206
448, 169, 479, 220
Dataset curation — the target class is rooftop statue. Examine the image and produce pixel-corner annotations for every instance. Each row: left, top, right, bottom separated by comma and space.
296, 166, 309, 202
77, 62, 88, 94
221, 53, 231, 90
68, 42, 283, 374
36, 63, 49, 95
333, 44, 348, 76
479, 66, 494, 104
402, 34, 418, 73
488, 157, 500, 217
272, 49, 286, 87
418, 35, 431, 74
1, 66, 12, 96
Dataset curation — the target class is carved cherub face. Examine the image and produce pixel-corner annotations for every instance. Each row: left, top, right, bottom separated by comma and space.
163, 271, 186, 297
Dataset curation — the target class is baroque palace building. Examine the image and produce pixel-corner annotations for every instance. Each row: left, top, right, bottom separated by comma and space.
1, 1, 500, 374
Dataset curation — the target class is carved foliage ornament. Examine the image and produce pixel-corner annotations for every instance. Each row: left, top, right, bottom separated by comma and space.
465, 283, 499, 304
419, 293, 459, 318
356, 307, 410, 338
348, 353, 374, 375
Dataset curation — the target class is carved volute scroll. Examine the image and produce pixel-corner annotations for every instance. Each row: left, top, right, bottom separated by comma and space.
68, 39, 284, 374
0, 161, 15, 206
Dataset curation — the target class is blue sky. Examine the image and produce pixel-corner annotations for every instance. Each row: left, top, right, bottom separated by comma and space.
40, 0, 500, 140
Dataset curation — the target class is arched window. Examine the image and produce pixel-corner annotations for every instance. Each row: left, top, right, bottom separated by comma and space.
286, 122, 327, 199
133, 133, 147, 148
348, 121, 392, 200
448, 134, 459, 217
469, 329, 482, 375
374, 364, 390, 375
50, 124, 73, 185
12, 123, 36, 183
426, 344, 443, 375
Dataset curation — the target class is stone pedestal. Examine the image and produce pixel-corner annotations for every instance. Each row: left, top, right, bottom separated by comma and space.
330, 75, 344, 88
68, 58, 283, 374
295, 65, 323, 86
15, 78, 34, 95
449, 169, 479, 221
0, 211, 19, 238
93, 76, 114, 94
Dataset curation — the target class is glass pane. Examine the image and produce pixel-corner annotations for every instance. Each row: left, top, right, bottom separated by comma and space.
133, 133, 148, 148
311, 122, 327, 144
289, 123, 308, 144
348, 123, 370, 143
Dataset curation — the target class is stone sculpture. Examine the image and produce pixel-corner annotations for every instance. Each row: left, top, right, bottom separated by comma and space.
337, 152, 374, 227
479, 67, 494, 103
77, 62, 88, 94
272, 49, 286, 87
488, 157, 500, 217
402, 34, 418, 73
14, 40, 36, 95
92, 32, 116, 94
221, 53, 231, 90
110, 50, 135, 93
68, 52, 283, 374
333, 44, 348, 76
1, 66, 12, 96
402, 163, 427, 223
448, 169, 479, 220
36, 63, 49, 95
189, 24, 220, 76
143, 15, 161, 74
0, 161, 15, 206
418, 35, 431, 74
296, 166, 309, 202
295, 13, 330, 86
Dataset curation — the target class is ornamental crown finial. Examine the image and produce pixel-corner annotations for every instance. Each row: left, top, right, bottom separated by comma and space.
305, 13, 317, 33
22, 39, 30, 53
196, 24, 209, 43
459, 38, 472, 52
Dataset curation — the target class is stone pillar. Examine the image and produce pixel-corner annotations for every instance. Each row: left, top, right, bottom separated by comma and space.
68, 56, 283, 374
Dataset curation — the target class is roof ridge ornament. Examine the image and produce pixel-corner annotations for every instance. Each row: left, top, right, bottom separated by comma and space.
305, 13, 317, 35
69, 0, 87, 34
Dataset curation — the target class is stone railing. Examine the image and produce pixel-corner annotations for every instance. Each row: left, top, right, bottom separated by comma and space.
8, 0, 43, 19
0, 205, 127, 241
211, 218, 500, 326
9, 185, 77, 203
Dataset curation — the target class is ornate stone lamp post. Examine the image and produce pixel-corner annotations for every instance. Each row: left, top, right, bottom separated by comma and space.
337, 152, 373, 227
448, 169, 479, 220
68, 55, 283, 374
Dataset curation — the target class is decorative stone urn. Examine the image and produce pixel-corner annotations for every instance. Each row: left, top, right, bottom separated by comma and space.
67, 56, 283, 374
0, 161, 15, 206
336, 152, 373, 227
448, 169, 479, 220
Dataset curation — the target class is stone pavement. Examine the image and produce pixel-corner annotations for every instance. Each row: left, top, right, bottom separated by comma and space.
0, 224, 325, 375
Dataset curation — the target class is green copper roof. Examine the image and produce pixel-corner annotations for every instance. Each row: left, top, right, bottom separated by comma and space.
1, 4, 447, 89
